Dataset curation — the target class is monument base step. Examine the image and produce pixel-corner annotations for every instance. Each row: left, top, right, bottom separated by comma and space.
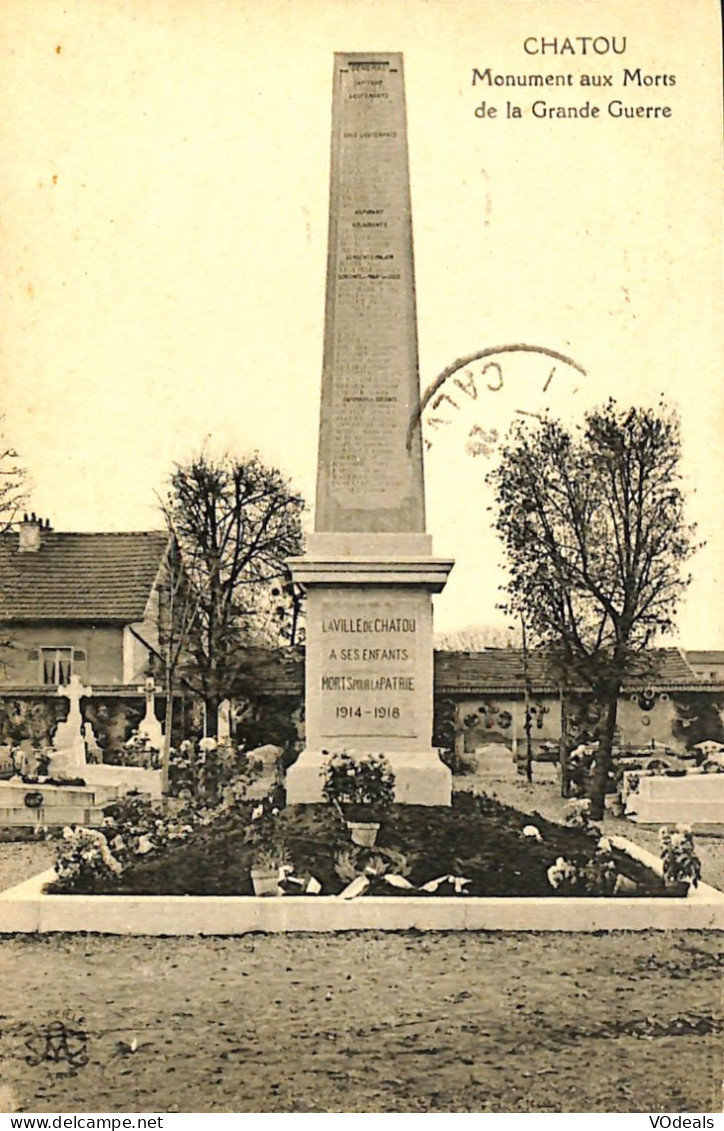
0, 776, 156, 830
286, 749, 452, 807
0, 784, 96, 807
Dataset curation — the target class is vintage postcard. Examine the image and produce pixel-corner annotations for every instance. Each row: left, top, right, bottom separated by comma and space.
0, 0, 722, 1116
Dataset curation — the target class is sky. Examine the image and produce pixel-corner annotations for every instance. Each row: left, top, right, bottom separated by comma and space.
2, 0, 722, 645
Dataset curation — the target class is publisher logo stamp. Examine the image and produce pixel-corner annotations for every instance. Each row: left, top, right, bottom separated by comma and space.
23, 1010, 89, 1076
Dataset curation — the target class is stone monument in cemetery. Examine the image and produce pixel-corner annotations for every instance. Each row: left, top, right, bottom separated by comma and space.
286, 53, 454, 805
49, 673, 92, 773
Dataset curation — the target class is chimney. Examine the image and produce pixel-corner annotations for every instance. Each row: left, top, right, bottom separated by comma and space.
18, 513, 51, 553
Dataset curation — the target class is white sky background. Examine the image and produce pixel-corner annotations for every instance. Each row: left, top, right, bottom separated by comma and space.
2, 0, 722, 645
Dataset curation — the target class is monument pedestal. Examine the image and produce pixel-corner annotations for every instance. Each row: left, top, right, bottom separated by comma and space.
286, 534, 454, 806
287, 55, 454, 807
286, 748, 451, 806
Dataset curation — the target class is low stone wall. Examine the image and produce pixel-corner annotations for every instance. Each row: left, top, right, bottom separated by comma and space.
2, 839, 722, 935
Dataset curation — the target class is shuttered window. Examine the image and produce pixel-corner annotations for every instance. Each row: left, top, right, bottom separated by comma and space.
40, 647, 73, 685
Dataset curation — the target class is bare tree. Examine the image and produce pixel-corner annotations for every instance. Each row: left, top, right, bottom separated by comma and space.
0, 422, 29, 533
161, 453, 306, 737
0, 422, 30, 666
154, 534, 200, 794
489, 399, 696, 818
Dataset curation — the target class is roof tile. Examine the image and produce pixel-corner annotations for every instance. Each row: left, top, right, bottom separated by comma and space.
0, 531, 169, 622
433, 647, 700, 694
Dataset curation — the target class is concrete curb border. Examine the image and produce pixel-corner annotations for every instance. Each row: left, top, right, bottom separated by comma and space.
1, 837, 723, 935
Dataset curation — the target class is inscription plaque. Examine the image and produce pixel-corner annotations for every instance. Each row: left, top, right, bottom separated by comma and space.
318, 599, 419, 739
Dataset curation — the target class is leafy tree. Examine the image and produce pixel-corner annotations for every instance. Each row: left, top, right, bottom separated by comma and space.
489, 399, 696, 817
161, 452, 306, 737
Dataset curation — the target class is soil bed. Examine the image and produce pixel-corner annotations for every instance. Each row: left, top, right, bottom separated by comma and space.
49, 792, 667, 898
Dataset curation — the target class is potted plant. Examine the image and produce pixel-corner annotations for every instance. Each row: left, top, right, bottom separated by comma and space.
658, 823, 702, 896
322, 751, 395, 846
249, 850, 285, 897
245, 796, 289, 896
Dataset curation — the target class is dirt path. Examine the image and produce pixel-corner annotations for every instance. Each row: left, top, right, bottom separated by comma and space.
0, 841, 55, 892
0, 931, 721, 1113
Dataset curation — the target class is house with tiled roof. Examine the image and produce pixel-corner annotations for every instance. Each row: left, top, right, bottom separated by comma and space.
433, 647, 702, 698
0, 515, 173, 752
0, 516, 171, 690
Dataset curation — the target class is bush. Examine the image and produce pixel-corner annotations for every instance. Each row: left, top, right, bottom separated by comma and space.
54, 826, 123, 890
546, 842, 617, 895
562, 798, 593, 829
244, 788, 289, 869
51, 739, 267, 892
168, 737, 260, 804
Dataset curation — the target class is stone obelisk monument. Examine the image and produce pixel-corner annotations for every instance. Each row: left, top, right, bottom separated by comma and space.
286, 53, 453, 805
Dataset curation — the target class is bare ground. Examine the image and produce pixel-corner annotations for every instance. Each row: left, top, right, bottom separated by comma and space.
0, 841, 56, 893
0, 929, 721, 1113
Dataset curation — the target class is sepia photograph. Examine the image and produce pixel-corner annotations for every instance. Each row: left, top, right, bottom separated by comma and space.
0, 0, 722, 1116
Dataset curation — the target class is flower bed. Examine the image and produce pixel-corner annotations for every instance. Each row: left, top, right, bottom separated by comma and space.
47, 791, 682, 899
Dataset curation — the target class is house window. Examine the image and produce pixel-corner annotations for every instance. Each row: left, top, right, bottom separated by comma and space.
40, 647, 73, 685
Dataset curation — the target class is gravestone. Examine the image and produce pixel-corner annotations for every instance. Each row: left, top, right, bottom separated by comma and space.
49, 674, 91, 773
625, 770, 724, 825
137, 678, 164, 751
286, 53, 453, 805
217, 699, 232, 742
